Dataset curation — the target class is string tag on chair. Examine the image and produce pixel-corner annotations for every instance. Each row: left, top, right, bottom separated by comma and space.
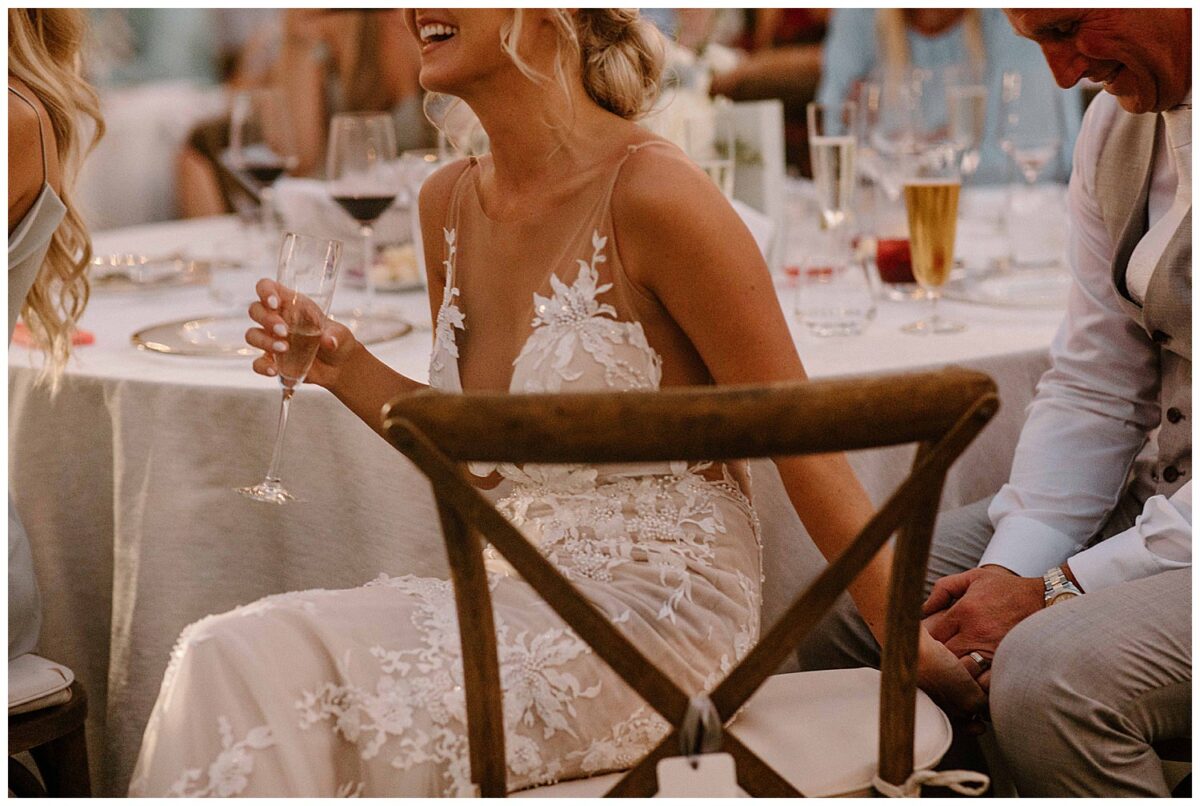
679, 694, 723, 764
655, 695, 738, 797
871, 768, 991, 797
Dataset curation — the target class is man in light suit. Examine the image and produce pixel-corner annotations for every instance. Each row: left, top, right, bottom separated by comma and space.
798, 9, 1191, 796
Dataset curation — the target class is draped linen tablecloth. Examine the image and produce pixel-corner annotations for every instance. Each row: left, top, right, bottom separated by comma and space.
9, 207, 1063, 795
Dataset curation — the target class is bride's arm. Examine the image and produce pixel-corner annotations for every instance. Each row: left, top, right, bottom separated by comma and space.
245, 162, 468, 437
611, 145, 984, 714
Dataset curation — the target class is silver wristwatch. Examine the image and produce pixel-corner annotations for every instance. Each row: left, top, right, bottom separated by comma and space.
1042, 566, 1083, 607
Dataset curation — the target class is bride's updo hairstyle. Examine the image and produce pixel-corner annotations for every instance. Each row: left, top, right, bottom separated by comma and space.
504, 8, 666, 121
425, 9, 665, 153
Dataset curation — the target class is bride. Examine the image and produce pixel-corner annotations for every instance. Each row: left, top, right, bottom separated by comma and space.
131, 9, 982, 796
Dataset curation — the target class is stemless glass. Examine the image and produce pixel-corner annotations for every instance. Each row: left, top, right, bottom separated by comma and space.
222, 89, 298, 259
902, 149, 964, 334
807, 101, 858, 234
237, 232, 343, 504
327, 112, 399, 318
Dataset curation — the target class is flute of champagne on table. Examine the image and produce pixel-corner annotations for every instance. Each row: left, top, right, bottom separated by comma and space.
807, 101, 858, 238
902, 148, 965, 334
237, 233, 343, 504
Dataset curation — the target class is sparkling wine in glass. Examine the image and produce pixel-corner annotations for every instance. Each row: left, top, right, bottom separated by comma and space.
222, 89, 298, 256
902, 151, 964, 335
807, 101, 858, 234
327, 112, 398, 316
237, 232, 343, 504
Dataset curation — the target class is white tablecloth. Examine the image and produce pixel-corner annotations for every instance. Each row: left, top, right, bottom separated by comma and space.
10, 209, 1064, 794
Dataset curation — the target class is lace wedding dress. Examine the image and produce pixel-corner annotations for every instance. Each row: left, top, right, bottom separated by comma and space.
130, 143, 764, 796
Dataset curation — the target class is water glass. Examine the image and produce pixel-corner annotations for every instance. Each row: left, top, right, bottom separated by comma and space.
793, 254, 876, 337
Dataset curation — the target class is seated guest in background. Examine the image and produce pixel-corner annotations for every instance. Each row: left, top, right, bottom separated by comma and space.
8, 8, 104, 658
130, 9, 982, 796
275, 8, 429, 176
800, 8, 1191, 796
177, 8, 433, 218
709, 8, 830, 173
818, 8, 1082, 183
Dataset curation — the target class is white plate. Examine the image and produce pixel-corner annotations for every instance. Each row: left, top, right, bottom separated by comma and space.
132, 315, 256, 357
942, 265, 1071, 309
90, 254, 210, 293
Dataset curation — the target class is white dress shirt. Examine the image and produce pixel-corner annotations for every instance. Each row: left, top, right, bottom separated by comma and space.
979, 92, 1192, 591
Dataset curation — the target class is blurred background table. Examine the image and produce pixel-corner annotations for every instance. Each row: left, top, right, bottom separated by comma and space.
10, 207, 1063, 794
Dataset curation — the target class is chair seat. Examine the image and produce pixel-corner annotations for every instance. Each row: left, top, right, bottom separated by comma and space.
8, 654, 74, 715
514, 668, 952, 798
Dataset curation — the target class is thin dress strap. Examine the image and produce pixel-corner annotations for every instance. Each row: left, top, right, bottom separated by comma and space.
8, 85, 49, 187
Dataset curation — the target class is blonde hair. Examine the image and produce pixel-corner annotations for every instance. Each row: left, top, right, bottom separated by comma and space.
427, 9, 665, 151
8, 9, 104, 390
877, 9, 985, 74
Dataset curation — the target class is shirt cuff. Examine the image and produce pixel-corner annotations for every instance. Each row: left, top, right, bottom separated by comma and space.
979, 513, 1081, 577
1067, 498, 1192, 591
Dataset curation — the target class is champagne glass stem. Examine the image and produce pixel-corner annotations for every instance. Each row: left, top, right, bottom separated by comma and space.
263, 386, 295, 486
929, 288, 941, 326
361, 223, 376, 313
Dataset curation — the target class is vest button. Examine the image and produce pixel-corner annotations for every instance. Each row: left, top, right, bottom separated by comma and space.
1152, 330, 1170, 344
1167, 407, 1185, 424
1163, 465, 1181, 484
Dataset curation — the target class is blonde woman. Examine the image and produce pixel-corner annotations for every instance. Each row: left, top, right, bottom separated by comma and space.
8, 8, 103, 660
131, 10, 982, 796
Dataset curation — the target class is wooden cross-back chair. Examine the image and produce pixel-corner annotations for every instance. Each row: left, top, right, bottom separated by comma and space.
383, 368, 998, 797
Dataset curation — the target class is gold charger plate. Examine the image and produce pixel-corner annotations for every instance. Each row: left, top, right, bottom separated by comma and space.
132, 311, 414, 358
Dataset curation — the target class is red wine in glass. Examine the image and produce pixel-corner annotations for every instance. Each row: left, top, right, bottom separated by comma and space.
246, 161, 288, 187
333, 195, 396, 226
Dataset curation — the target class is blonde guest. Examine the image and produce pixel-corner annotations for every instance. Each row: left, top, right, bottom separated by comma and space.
8, 8, 103, 658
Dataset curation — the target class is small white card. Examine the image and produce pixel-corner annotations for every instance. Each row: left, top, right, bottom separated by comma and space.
655, 752, 739, 798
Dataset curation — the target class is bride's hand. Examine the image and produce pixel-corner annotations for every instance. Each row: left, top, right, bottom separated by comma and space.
916, 627, 987, 730
245, 278, 357, 390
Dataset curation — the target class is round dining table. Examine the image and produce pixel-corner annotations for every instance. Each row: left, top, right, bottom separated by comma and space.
10, 190, 1066, 795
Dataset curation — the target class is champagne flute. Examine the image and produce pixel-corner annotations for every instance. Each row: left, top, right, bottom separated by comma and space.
327, 112, 398, 319
222, 89, 298, 261
681, 100, 736, 199
902, 149, 964, 335
944, 65, 988, 181
999, 70, 1066, 268
998, 70, 1063, 186
237, 232, 343, 504
807, 101, 858, 235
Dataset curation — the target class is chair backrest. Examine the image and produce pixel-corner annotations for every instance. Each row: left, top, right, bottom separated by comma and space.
383, 367, 998, 796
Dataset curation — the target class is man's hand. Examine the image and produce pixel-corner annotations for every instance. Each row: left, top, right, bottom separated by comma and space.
921, 565, 1044, 665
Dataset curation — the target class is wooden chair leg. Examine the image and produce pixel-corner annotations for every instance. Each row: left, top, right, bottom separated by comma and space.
28, 723, 91, 797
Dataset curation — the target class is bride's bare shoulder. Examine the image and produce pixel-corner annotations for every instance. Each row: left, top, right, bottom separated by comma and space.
612, 134, 738, 239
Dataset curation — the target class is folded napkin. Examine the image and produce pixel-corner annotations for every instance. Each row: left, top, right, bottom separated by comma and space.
272, 177, 412, 246
11, 322, 94, 348
9, 653, 74, 714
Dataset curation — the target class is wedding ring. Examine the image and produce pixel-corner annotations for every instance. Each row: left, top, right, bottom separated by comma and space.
968, 651, 991, 673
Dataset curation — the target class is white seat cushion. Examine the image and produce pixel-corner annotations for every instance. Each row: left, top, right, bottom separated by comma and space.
514, 668, 952, 797
9, 653, 74, 715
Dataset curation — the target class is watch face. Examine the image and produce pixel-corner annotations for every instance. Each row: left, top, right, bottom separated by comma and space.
1048, 591, 1080, 606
